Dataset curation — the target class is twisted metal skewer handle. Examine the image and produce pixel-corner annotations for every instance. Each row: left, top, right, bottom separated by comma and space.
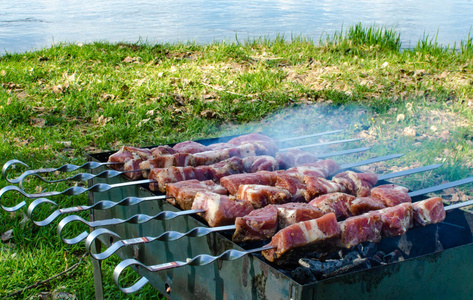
85, 224, 236, 260
16, 169, 149, 190
0, 179, 153, 212
27, 195, 167, 226
58, 208, 204, 244
2, 159, 121, 184
113, 245, 274, 294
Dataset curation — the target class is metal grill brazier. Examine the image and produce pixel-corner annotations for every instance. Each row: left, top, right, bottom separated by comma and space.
86, 135, 473, 300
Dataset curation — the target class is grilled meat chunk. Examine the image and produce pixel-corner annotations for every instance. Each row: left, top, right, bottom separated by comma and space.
192, 191, 254, 227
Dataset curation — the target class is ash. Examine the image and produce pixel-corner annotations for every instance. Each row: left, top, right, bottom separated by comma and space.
291, 243, 405, 284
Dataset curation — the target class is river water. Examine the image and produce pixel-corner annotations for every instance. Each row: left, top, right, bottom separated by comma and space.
1, 0, 473, 54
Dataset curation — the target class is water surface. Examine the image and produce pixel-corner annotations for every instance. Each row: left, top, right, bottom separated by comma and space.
1, 0, 473, 54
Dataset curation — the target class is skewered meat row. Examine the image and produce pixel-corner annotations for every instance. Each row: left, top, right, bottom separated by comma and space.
152, 158, 340, 195
223, 168, 376, 202
164, 159, 369, 212
188, 169, 380, 227
108, 133, 321, 180
232, 184, 410, 242
262, 197, 446, 263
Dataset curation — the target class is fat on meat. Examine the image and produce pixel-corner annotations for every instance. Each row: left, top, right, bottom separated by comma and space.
192, 191, 254, 227
262, 213, 340, 263
165, 179, 227, 210
233, 205, 279, 243
237, 184, 292, 208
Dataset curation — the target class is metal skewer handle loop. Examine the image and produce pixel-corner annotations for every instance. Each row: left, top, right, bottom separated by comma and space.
86, 224, 235, 260
113, 245, 275, 294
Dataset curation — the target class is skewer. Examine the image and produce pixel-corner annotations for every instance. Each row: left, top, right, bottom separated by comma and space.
279, 139, 359, 151
112, 197, 472, 294
277, 130, 343, 142
54, 154, 406, 244
85, 168, 467, 261
1, 130, 345, 184
14, 146, 372, 190
15, 169, 150, 190
27, 195, 168, 226
0, 153, 403, 212
26, 146, 373, 226
112, 245, 275, 294
1, 159, 121, 184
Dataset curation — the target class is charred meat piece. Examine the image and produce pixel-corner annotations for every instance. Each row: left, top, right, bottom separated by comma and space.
412, 197, 446, 226
191, 191, 254, 227
220, 171, 279, 195
236, 184, 292, 208
165, 179, 228, 210
309, 193, 355, 219
285, 159, 340, 180
378, 203, 413, 237
332, 171, 378, 197
227, 133, 276, 145
337, 211, 383, 249
276, 203, 325, 228
242, 156, 279, 173
108, 146, 152, 171
148, 157, 244, 192
370, 184, 411, 206
276, 174, 311, 202
233, 205, 279, 243
276, 149, 320, 169
172, 141, 209, 154
262, 213, 340, 263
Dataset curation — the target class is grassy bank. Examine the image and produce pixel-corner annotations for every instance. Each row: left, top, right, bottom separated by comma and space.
1, 25, 473, 299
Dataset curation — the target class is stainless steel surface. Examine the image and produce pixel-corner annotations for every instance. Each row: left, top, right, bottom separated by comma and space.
113, 245, 275, 294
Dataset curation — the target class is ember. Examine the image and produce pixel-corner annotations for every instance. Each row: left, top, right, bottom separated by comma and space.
292, 243, 406, 284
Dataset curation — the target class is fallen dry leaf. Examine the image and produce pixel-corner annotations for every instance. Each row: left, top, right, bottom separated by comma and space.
396, 113, 405, 122
440, 129, 450, 141
136, 118, 150, 127
403, 127, 416, 137
123, 56, 141, 63
172, 93, 186, 106
52, 84, 64, 94
58, 141, 72, 147
1, 229, 13, 242
101, 93, 115, 101
96, 115, 112, 126
200, 109, 217, 119
31, 117, 46, 128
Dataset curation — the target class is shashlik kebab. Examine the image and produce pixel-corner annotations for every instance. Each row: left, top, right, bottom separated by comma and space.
177, 166, 399, 227
107, 132, 358, 180
58, 165, 391, 245
112, 196, 463, 295
232, 184, 413, 243
82, 166, 451, 260
57, 156, 408, 244
0, 130, 347, 186
261, 196, 445, 263
0, 152, 400, 213
26, 147, 374, 226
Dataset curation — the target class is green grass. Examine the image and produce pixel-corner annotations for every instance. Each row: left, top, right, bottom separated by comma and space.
1, 24, 473, 298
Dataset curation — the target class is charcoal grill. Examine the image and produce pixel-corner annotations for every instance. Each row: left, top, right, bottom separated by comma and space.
84, 135, 473, 300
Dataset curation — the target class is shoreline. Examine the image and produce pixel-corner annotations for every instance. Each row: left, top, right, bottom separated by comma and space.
1, 25, 472, 299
